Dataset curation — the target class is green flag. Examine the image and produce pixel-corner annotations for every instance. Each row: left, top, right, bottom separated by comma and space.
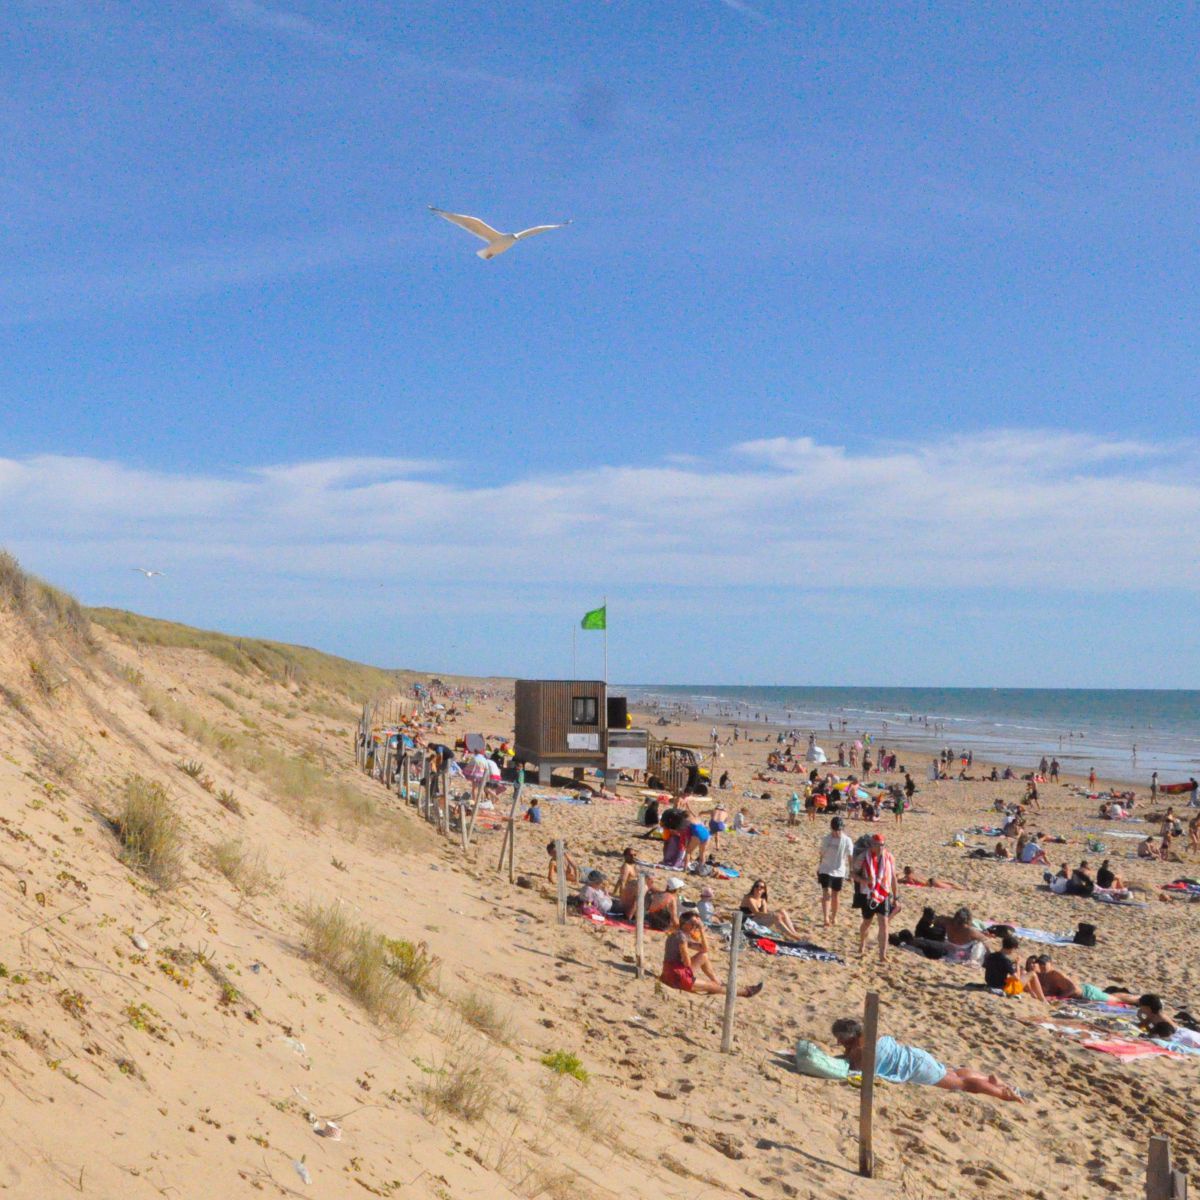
580, 605, 606, 631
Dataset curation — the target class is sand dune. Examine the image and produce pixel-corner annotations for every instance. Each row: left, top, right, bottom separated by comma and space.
0, 560, 1195, 1198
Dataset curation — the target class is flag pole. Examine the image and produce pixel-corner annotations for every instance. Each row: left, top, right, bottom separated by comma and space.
572, 623, 577, 679
603, 595, 608, 684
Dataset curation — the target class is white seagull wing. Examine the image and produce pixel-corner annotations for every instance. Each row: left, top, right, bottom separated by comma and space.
513, 221, 571, 241
429, 207, 504, 243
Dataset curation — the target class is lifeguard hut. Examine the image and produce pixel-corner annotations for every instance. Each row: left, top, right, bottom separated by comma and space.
514, 680, 646, 785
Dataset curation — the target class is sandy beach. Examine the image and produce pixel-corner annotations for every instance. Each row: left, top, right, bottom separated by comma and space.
0, 578, 1196, 1199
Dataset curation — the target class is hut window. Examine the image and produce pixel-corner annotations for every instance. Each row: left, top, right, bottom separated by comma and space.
571, 696, 599, 726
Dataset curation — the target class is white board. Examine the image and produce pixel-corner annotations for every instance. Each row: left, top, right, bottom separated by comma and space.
567, 733, 600, 751
608, 747, 648, 770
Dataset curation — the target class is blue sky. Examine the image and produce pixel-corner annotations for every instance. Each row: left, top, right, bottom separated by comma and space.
2, 1, 1197, 686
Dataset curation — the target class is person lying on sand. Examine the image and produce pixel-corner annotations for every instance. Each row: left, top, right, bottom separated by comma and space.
661, 911, 764, 997
830, 1018, 1024, 1102
740, 879, 802, 939
547, 840, 580, 885
1025, 956, 1142, 1005
900, 866, 961, 889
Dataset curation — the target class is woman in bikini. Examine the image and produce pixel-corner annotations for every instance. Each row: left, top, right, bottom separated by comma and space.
740, 880, 802, 939
661, 911, 764, 997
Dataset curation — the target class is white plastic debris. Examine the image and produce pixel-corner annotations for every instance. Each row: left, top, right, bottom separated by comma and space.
312, 1120, 342, 1141
293, 1160, 312, 1184
132, 934, 149, 951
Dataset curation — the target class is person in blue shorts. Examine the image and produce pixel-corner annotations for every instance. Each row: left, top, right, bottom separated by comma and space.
685, 819, 711, 867
831, 1018, 1023, 1101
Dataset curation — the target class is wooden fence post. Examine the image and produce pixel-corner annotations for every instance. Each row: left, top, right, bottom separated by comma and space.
859, 991, 880, 1178
440, 764, 451, 837
400, 752, 410, 804
1146, 1136, 1188, 1200
508, 775, 520, 883
634, 873, 647, 980
555, 838, 567, 924
497, 780, 522, 873
720, 910, 743, 1053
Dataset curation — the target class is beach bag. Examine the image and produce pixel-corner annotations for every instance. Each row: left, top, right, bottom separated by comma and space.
1003, 977, 1025, 996
794, 1040, 850, 1080
1074, 923, 1097, 947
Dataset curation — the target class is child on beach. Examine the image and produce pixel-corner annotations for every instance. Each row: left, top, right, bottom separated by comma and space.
787, 792, 801, 826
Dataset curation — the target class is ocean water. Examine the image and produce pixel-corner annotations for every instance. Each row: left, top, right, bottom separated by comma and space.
625, 686, 1200, 787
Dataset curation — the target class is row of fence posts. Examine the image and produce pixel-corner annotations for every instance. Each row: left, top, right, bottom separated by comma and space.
387, 749, 526, 868
365, 744, 1190, 1191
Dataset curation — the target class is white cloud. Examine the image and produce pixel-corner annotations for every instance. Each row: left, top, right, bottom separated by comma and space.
218, 0, 565, 96
1, 431, 1197, 597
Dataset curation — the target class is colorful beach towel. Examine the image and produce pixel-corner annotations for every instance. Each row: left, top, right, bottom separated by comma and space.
1081, 1039, 1180, 1060
743, 919, 842, 963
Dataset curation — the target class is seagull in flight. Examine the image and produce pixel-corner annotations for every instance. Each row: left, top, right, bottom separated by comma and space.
132, 568, 167, 578
428, 206, 571, 260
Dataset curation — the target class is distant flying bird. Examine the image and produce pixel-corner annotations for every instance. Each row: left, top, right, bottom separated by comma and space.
132, 568, 167, 578
428, 206, 571, 260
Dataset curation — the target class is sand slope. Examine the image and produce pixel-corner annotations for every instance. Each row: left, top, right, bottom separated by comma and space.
0, 572, 1196, 1198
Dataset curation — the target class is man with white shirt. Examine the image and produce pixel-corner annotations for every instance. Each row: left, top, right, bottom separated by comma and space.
817, 815, 854, 927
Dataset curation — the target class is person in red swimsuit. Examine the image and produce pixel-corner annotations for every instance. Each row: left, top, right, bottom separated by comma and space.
660, 911, 763, 997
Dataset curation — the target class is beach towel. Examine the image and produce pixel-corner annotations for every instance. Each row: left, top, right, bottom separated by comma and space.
743, 919, 842, 963
1075, 827, 1149, 840
994, 925, 1078, 946
1081, 1040, 1180, 1060
1091, 891, 1146, 907
793, 1041, 850, 1080
580, 909, 665, 933
873, 1035, 947, 1086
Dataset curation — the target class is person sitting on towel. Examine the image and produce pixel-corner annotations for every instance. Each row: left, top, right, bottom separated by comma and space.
983, 934, 1026, 993
941, 907, 992, 963
660, 910, 763, 998
830, 1018, 1023, 1101
740, 879, 802, 939
618, 868, 684, 930
580, 869, 625, 918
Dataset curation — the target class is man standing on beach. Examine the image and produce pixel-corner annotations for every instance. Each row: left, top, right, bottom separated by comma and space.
1049, 758, 1060, 782
817, 816, 853, 927
1151, 772, 1159, 802
855, 833, 898, 964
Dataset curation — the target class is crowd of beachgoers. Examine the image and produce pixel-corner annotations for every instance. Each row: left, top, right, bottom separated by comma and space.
359, 690, 1200, 1123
